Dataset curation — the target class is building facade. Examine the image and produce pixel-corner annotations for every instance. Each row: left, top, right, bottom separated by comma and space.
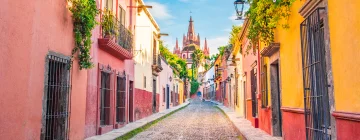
0, 0, 89, 139
133, 0, 162, 122
85, 0, 136, 137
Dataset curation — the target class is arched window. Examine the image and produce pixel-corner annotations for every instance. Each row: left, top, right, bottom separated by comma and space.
183, 54, 186, 59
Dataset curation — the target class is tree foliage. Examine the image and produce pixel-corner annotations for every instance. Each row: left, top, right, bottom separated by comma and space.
245, 0, 294, 52
190, 80, 200, 95
190, 48, 204, 80
159, 41, 189, 79
68, 0, 99, 69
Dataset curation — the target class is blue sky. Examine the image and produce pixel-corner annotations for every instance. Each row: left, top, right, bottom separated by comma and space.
143, 0, 244, 55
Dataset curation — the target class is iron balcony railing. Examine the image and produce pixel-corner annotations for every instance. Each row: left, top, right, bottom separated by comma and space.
102, 15, 133, 53
157, 55, 162, 69
117, 22, 133, 53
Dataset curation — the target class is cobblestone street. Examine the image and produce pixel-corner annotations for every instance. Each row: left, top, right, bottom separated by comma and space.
131, 98, 241, 140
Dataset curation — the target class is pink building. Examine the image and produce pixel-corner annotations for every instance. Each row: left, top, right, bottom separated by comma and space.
241, 20, 260, 128
84, 0, 136, 137
0, 0, 88, 139
158, 57, 176, 112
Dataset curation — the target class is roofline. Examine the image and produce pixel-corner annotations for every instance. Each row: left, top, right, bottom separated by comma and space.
137, 0, 160, 32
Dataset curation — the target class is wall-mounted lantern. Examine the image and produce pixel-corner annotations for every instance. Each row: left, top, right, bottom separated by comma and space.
169, 76, 172, 82
234, 0, 246, 20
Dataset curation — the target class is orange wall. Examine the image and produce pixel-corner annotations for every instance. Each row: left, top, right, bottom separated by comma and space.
0, 0, 87, 139
328, 0, 360, 113
274, 0, 305, 108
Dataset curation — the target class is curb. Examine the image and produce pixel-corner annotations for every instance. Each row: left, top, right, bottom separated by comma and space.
214, 104, 282, 140
86, 102, 190, 140
116, 103, 190, 140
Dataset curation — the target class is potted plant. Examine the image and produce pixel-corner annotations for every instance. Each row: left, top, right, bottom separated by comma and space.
101, 9, 118, 38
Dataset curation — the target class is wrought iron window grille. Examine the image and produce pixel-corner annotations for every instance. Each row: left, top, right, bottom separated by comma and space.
41, 54, 72, 140
116, 70, 126, 123
99, 65, 113, 126
300, 7, 331, 140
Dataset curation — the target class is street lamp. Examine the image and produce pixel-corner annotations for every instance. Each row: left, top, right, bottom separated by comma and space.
234, 0, 246, 20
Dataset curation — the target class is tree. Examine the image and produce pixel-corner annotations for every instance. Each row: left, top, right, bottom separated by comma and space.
159, 41, 188, 79
191, 49, 204, 80
229, 25, 242, 47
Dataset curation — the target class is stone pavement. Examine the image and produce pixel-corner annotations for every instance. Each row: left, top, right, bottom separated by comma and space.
132, 98, 241, 140
212, 101, 283, 140
85, 101, 190, 140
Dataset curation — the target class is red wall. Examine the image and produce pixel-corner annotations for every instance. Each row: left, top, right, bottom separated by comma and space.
242, 43, 259, 128
282, 111, 305, 140
259, 106, 272, 135
336, 119, 360, 140
0, 0, 87, 139
133, 89, 153, 121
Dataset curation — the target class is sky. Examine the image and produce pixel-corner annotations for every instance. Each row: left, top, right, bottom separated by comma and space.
143, 0, 244, 55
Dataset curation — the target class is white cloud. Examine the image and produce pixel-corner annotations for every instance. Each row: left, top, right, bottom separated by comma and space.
207, 36, 228, 55
146, 2, 174, 20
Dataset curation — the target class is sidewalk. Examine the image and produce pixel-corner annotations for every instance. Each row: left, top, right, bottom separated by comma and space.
210, 101, 282, 140
86, 101, 190, 140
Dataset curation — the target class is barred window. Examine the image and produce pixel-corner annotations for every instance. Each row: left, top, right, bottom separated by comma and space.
100, 71, 111, 126
42, 54, 71, 140
116, 75, 126, 123
261, 57, 268, 108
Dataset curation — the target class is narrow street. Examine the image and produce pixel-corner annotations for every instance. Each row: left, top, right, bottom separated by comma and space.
131, 98, 241, 140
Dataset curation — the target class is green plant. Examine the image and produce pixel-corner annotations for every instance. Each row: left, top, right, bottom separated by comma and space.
245, 0, 295, 52
101, 9, 118, 37
159, 41, 189, 79
190, 80, 200, 95
68, 0, 99, 69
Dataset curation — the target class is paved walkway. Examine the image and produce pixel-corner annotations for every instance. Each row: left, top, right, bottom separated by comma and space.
132, 98, 241, 140
86, 101, 190, 140
213, 101, 282, 140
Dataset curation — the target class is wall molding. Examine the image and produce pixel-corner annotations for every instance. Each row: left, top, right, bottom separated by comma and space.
332, 111, 360, 122
281, 107, 304, 114
298, 0, 322, 18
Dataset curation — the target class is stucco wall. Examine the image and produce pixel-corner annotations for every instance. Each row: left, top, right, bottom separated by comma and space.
328, 0, 360, 113
158, 58, 174, 112
0, 0, 87, 139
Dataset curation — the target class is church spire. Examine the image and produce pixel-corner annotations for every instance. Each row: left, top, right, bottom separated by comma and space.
187, 16, 195, 42
204, 38, 209, 56
175, 38, 179, 50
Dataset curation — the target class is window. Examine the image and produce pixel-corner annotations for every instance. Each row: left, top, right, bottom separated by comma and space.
118, 5, 126, 25
104, 0, 113, 10
261, 57, 268, 108
183, 54, 186, 59
116, 75, 126, 123
42, 54, 71, 140
100, 71, 111, 126
163, 88, 166, 102
144, 76, 146, 88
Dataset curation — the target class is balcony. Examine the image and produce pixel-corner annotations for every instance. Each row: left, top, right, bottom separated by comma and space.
152, 55, 163, 76
98, 14, 133, 60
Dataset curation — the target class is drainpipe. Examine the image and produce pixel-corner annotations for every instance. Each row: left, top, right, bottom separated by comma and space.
257, 41, 261, 117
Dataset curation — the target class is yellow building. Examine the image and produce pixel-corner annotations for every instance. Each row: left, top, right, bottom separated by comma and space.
254, 0, 360, 139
